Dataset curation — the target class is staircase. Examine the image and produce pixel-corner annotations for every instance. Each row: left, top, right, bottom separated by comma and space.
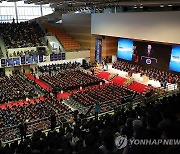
64, 97, 88, 115
127, 82, 150, 93
45, 35, 64, 52
43, 23, 81, 51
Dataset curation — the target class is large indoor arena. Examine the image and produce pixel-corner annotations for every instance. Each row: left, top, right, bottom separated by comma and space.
0, 0, 180, 154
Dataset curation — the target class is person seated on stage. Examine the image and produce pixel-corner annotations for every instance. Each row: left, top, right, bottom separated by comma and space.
128, 71, 132, 77
132, 45, 138, 62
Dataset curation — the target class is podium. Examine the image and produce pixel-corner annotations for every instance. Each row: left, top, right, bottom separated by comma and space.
141, 56, 157, 65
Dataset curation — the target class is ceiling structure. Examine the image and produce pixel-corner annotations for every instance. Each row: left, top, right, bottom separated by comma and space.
1, 0, 180, 11
1, 0, 180, 6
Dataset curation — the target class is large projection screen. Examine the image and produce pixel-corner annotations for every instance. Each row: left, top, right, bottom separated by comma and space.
91, 11, 180, 44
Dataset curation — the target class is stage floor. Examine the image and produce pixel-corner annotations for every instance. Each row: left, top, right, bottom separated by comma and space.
100, 64, 177, 91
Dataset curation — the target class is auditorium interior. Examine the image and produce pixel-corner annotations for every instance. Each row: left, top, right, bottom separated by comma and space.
0, 0, 180, 154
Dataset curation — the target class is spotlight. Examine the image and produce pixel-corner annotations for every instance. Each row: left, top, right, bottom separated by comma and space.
160, 4, 164, 8
140, 4, 143, 9
134, 5, 137, 9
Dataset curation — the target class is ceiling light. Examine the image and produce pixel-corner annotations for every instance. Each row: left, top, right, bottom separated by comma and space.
134, 5, 137, 9
140, 4, 143, 9
160, 4, 164, 8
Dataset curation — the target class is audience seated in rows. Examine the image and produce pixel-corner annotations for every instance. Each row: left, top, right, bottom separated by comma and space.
112, 60, 180, 84
0, 74, 38, 104
0, 21, 45, 49
38, 62, 81, 75
71, 83, 139, 111
0, 96, 73, 142
0, 92, 179, 154
8, 49, 46, 58
40, 70, 104, 91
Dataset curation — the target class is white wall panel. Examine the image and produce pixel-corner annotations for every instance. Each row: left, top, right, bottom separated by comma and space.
91, 11, 180, 44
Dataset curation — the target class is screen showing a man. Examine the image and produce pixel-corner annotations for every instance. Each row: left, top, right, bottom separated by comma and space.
140, 44, 157, 65
145, 44, 154, 57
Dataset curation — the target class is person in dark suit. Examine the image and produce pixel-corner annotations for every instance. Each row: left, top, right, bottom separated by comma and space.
132, 46, 138, 62
145, 44, 154, 57
19, 120, 27, 141
94, 103, 100, 120
50, 112, 56, 130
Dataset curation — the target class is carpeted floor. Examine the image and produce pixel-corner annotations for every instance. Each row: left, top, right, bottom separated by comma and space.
26, 74, 52, 91
112, 76, 126, 86
0, 96, 45, 109
127, 82, 149, 93
56, 84, 106, 101
97, 71, 111, 80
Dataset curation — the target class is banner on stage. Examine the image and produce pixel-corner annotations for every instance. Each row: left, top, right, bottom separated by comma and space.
95, 38, 102, 62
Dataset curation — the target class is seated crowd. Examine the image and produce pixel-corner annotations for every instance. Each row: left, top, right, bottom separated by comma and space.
112, 60, 180, 84
38, 62, 81, 74
0, 96, 73, 142
1, 92, 179, 154
8, 49, 45, 58
0, 21, 45, 49
71, 83, 139, 111
40, 70, 104, 91
0, 74, 39, 104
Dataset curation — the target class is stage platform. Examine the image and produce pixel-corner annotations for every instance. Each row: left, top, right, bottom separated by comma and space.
98, 64, 177, 91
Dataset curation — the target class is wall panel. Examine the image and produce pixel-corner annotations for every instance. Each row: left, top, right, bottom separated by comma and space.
91, 11, 180, 44
62, 14, 91, 49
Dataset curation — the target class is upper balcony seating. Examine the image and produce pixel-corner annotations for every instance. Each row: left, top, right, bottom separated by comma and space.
44, 23, 81, 51
0, 21, 45, 49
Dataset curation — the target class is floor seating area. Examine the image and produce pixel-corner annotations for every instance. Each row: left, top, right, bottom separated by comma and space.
0, 96, 73, 142
71, 83, 139, 112
44, 23, 81, 50
39, 70, 104, 91
26, 74, 52, 91
0, 92, 179, 154
0, 74, 39, 104
0, 22, 45, 49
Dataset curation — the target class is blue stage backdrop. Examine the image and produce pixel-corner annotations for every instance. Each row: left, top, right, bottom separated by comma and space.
117, 38, 134, 61
169, 45, 180, 72
95, 38, 102, 62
